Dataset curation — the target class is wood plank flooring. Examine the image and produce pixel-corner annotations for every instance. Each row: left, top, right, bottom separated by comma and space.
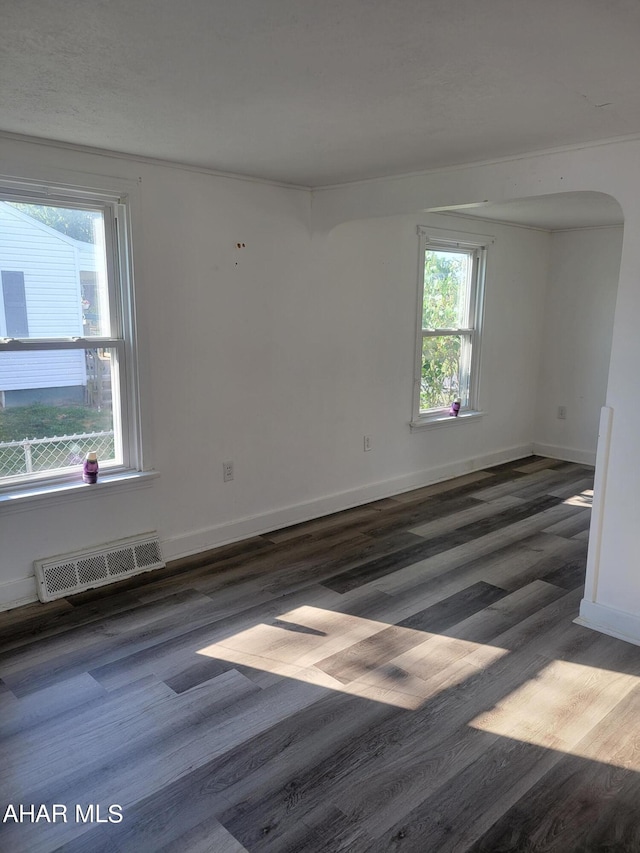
1, 456, 639, 852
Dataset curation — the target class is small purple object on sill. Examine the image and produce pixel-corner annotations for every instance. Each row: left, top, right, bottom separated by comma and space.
450, 399, 461, 417
83, 451, 99, 484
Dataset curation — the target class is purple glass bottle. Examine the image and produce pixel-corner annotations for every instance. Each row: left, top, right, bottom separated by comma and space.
450, 398, 461, 417
83, 451, 99, 484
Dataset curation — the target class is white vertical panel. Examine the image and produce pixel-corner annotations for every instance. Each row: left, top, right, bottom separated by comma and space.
582, 405, 613, 603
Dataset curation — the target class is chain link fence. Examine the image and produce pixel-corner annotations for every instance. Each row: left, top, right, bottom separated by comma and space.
0, 431, 114, 478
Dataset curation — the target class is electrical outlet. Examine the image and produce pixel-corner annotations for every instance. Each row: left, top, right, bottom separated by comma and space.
557, 406, 567, 420
364, 435, 372, 452
223, 460, 234, 482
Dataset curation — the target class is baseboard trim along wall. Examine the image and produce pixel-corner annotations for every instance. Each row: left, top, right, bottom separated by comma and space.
1, 441, 534, 612
575, 599, 640, 648
0, 575, 38, 612
532, 442, 596, 467
161, 443, 534, 563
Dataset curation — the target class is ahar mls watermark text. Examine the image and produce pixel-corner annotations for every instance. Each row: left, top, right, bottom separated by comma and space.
3, 804, 123, 824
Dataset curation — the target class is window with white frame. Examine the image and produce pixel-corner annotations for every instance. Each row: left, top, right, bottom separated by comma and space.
0, 182, 141, 490
413, 228, 488, 423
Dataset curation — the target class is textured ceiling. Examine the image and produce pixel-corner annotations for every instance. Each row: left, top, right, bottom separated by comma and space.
2, 1, 640, 187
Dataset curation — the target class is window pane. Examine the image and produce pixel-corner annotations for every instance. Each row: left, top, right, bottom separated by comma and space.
1, 271, 28, 336
0, 348, 118, 481
420, 335, 471, 412
0, 200, 110, 338
423, 249, 472, 330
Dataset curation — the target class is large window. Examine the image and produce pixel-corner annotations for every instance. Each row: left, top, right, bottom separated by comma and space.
413, 228, 488, 423
0, 183, 140, 491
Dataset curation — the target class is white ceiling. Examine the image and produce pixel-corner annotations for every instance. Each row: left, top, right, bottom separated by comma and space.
2, 1, 640, 188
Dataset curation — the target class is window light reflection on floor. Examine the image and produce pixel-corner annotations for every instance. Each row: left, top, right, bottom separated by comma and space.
562, 489, 593, 507
197, 605, 509, 711
468, 657, 640, 770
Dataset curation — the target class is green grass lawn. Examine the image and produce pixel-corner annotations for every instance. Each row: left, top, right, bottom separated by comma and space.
0, 404, 112, 442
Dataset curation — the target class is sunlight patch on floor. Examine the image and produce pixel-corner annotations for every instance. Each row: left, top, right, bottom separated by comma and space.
197, 605, 508, 710
468, 657, 640, 768
563, 489, 593, 507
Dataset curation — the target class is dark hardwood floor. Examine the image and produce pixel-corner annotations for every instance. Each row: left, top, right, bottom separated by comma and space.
1, 455, 638, 852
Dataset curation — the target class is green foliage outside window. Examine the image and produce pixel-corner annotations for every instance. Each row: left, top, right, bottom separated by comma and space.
421, 334, 463, 410
7, 203, 97, 243
420, 250, 471, 412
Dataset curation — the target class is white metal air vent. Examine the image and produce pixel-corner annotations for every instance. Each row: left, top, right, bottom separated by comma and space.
34, 532, 164, 602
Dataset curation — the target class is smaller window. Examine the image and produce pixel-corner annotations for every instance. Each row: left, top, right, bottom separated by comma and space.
413, 228, 488, 423
2, 271, 28, 337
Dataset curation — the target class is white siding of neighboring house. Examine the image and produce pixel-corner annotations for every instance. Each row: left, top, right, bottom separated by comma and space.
0, 202, 85, 392
77, 241, 97, 275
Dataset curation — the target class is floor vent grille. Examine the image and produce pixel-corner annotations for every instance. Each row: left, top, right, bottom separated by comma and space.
34, 532, 164, 602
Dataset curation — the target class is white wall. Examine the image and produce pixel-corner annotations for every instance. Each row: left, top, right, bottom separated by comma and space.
534, 226, 622, 465
1, 133, 639, 641
315, 213, 549, 488
0, 135, 553, 609
310, 139, 640, 645
582, 209, 640, 640
0, 137, 313, 607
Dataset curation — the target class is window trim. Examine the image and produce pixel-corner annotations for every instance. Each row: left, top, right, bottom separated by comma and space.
0, 178, 144, 496
412, 226, 492, 427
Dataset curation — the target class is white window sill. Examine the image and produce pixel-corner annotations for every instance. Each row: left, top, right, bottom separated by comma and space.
0, 469, 159, 512
410, 410, 485, 431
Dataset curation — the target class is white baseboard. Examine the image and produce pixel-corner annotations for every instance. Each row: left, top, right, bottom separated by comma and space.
0, 575, 37, 612
0, 442, 533, 612
532, 442, 595, 467
575, 599, 640, 647
162, 443, 533, 563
